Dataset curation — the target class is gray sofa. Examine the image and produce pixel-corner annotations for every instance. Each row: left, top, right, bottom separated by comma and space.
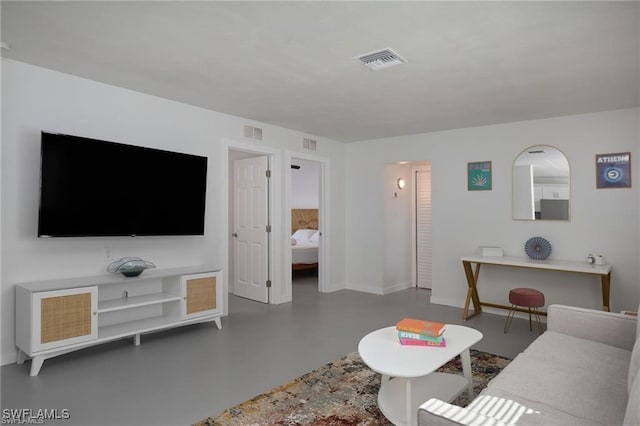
419, 304, 639, 425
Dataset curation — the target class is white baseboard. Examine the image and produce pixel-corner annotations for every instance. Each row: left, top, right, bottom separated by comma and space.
321, 281, 346, 293
429, 297, 465, 309
2, 349, 18, 366
346, 282, 413, 296
346, 284, 384, 295
382, 281, 413, 295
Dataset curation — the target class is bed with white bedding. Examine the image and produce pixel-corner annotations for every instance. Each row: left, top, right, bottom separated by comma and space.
292, 240, 318, 265
291, 209, 319, 271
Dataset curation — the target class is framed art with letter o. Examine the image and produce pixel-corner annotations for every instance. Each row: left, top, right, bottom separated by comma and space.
596, 152, 631, 189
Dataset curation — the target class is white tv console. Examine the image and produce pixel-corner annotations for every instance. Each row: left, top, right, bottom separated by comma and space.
15, 266, 224, 376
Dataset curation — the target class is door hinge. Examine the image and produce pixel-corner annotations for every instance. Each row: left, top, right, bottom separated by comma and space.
266, 169, 271, 178
266, 280, 272, 288
266, 225, 271, 232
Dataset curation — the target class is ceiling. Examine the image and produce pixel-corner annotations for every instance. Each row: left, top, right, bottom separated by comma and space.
2, 1, 639, 143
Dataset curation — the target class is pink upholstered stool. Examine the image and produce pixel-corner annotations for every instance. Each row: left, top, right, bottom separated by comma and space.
503, 288, 545, 334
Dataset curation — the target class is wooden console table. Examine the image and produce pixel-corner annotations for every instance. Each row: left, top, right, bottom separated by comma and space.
461, 255, 612, 320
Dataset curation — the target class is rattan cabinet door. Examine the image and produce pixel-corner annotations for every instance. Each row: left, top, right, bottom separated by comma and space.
180, 272, 222, 320
32, 286, 98, 351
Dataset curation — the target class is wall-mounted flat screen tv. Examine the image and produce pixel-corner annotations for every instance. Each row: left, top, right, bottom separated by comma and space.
38, 132, 208, 237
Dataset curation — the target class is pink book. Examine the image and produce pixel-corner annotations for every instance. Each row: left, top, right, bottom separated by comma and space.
399, 337, 446, 347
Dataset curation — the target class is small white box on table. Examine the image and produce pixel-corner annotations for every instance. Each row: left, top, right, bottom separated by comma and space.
480, 246, 503, 257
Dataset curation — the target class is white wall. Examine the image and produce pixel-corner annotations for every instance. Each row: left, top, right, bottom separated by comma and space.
291, 158, 319, 209
1, 59, 347, 364
3, 58, 638, 367
346, 108, 640, 314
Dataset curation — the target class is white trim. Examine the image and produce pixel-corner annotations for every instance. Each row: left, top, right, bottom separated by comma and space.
284, 150, 331, 300
429, 297, 465, 309
382, 281, 414, 295
222, 138, 283, 305
346, 283, 415, 295
346, 284, 385, 296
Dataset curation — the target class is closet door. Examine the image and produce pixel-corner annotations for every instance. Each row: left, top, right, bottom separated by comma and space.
416, 168, 432, 289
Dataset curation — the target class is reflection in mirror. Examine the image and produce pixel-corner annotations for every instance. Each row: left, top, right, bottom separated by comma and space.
513, 145, 570, 221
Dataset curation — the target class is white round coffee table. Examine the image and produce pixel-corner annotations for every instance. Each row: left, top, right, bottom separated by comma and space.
358, 324, 483, 426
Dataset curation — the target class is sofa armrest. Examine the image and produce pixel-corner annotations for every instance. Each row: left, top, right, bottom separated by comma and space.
547, 304, 637, 350
418, 398, 506, 426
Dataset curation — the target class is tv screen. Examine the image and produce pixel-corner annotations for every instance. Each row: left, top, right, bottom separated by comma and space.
38, 132, 208, 237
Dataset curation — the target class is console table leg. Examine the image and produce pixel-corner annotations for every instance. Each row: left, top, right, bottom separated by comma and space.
462, 261, 482, 320
134, 334, 141, 346
16, 350, 28, 365
601, 273, 611, 312
460, 349, 474, 401
214, 317, 222, 329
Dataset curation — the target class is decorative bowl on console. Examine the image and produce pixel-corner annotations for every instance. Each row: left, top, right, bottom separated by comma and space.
107, 257, 156, 277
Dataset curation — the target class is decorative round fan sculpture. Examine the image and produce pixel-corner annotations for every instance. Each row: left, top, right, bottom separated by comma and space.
524, 237, 552, 260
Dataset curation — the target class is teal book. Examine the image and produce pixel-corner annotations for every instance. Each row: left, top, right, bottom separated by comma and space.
397, 330, 444, 343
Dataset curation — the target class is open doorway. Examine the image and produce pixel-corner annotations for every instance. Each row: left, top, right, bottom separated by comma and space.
290, 158, 320, 290
383, 161, 432, 292
226, 144, 328, 305
284, 152, 329, 301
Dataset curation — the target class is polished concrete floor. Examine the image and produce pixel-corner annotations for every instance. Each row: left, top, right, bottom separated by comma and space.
1, 273, 539, 426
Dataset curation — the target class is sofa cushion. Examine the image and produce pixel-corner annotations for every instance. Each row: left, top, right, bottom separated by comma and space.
522, 330, 631, 374
629, 336, 640, 393
624, 368, 640, 426
637, 305, 640, 339
467, 389, 604, 426
485, 331, 629, 425
547, 305, 636, 350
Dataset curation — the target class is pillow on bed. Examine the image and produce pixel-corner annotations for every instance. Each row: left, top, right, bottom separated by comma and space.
310, 231, 320, 242
292, 229, 316, 242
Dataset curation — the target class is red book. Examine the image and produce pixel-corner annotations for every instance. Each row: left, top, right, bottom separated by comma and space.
396, 318, 446, 337
399, 337, 447, 347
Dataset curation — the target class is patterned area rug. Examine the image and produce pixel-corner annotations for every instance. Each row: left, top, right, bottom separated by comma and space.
195, 349, 510, 426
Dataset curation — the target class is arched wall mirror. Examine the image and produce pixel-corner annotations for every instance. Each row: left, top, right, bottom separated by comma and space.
513, 145, 570, 221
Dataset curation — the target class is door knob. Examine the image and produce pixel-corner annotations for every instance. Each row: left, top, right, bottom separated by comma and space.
232, 232, 238, 237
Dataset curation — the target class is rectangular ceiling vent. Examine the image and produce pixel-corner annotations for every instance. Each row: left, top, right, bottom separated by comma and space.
244, 125, 262, 141
303, 137, 317, 151
354, 48, 407, 71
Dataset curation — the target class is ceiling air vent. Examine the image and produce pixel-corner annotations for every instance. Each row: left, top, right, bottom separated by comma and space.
354, 48, 407, 71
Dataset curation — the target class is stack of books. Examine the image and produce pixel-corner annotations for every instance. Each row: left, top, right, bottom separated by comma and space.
396, 318, 446, 347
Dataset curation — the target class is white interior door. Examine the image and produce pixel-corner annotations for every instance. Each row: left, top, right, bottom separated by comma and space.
233, 156, 269, 303
416, 168, 432, 289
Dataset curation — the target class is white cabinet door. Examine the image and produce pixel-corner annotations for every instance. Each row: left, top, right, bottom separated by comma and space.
540, 184, 569, 200
180, 271, 223, 320
32, 286, 98, 352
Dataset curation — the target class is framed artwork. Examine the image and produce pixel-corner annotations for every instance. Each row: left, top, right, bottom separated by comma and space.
468, 161, 492, 191
596, 152, 631, 189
